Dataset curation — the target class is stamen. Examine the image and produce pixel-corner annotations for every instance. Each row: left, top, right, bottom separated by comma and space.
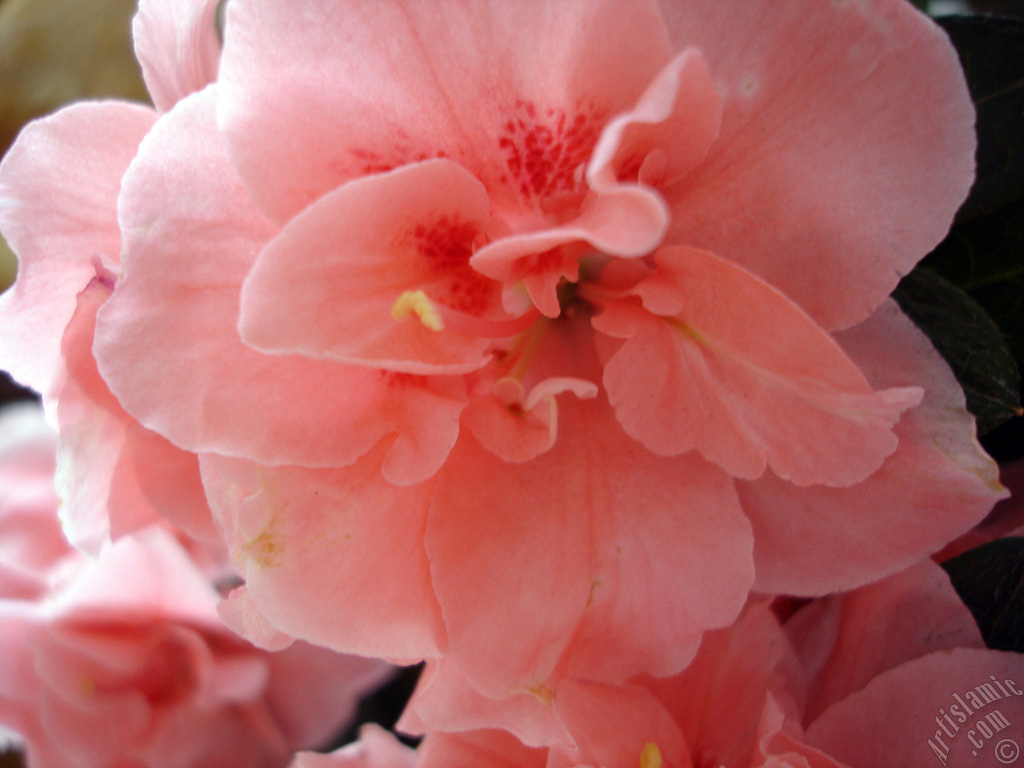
391, 290, 445, 331
640, 743, 662, 768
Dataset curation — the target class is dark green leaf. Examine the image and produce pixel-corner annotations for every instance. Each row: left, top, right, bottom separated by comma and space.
894, 266, 1021, 433
921, 199, 1024, 365
943, 537, 1024, 653
937, 15, 1024, 221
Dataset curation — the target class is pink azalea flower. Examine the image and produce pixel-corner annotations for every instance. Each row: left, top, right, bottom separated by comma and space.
0, 405, 390, 768
0, 530, 390, 768
402, 559, 1024, 768
0, 0, 1005, 705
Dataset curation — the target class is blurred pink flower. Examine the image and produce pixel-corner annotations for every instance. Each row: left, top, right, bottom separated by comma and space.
0, 404, 76, 602
0, 405, 389, 768
0, 0, 1004, 704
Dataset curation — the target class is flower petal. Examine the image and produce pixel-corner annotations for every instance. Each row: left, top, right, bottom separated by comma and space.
660, 0, 975, 329
469, 47, 723, 316
805, 648, 1024, 768
787, 559, 985, 724
239, 160, 498, 375
201, 451, 447, 661
401, 660, 572, 750
560, 447, 752, 685
418, 730, 546, 768
429, 382, 753, 694
645, 603, 798, 768
57, 270, 214, 550
56, 274, 152, 552
94, 88, 464, 482
0, 101, 156, 401
132, 0, 222, 112
426, 429, 592, 698
551, 680, 689, 768
596, 246, 920, 486
738, 300, 1006, 595
469, 192, 670, 318
587, 47, 721, 190
218, 0, 672, 222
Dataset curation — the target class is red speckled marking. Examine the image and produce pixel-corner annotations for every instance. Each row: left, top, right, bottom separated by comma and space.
330, 146, 447, 179
348, 147, 399, 176
498, 100, 604, 200
409, 215, 494, 316
413, 216, 478, 271
381, 371, 428, 389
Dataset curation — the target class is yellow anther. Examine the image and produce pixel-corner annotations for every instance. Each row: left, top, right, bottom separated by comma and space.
391, 290, 445, 331
526, 682, 554, 704
640, 743, 662, 768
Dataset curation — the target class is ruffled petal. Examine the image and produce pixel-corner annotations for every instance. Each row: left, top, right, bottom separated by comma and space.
94, 87, 464, 482
108, 425, 216, 544
461, 375, 597, 464
216, 587, 293, 652
738, 300, 1006, 595
219, 0, 672, 222
201, 451, 447, 661
659, 0, 975, 329
596, 246, 920, 486
132, 0, 222, 112
587, 47, 721, 190
240, 160, 499, 374
469, 193, 669, 318
0, 101, 156, 401
53, 528, 221, 625
469, 48, 720, 317
752, 695, 846, 768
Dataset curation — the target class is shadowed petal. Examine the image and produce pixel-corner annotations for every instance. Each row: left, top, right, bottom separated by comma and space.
805, 649, 1024, 768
